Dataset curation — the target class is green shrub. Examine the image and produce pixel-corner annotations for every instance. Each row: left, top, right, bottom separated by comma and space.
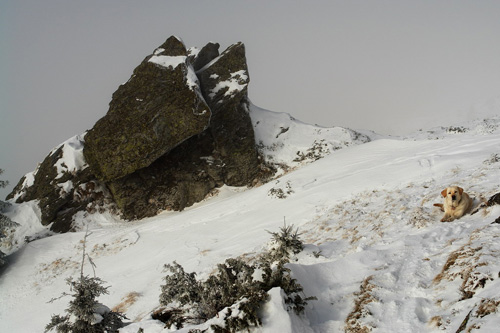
45, 231, 124, 333
160, 261, 201, 307
266, 223, 303, 262
158, 223, 315, 331
259, 259, 315, 315
0, 196, 18, 269
45, 276, 124, 333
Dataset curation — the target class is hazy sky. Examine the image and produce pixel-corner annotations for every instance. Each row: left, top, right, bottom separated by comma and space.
1, 0, 500, 199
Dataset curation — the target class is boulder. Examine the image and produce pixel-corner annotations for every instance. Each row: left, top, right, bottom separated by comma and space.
197, 42, 260, 185
108, 132, 225, 219
83, 36, 211, 182
107, 42, 261, 219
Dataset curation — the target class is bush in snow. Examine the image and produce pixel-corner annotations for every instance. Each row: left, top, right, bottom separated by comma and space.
0, 211, 17, 268
293, 139, 331, 162
158, 258, 267, 330
0, 203, 18, 246
0, 209, 10, 267
0, 170, 18, 269
157, 224, 314, 331
265, 222, 303, 262
0, 248, 5, 268
0, 168, 7, 189
258, 258, 315, 316
45, 275, 124, 333
45, 231, 124, 333
268, 181, 294, 199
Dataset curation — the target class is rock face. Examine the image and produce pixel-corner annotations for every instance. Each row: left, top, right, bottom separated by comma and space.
191, 42, 220, 71
107, 132, 223, 218
83, 36, 211, 182
197, 42, 259, 186
9, 36, 264, 228
106, 40, 261, 219
7, 135, 111, 232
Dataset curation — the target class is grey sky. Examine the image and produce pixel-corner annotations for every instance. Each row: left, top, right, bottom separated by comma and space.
1, 0, 500, 199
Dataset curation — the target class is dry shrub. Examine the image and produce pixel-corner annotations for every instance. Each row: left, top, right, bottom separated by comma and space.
432, 244, 482, 287
433, 238, 494, 300
455, 298, 500, 332
112, 292, 141, 313
476, 298, 500, 318
429, 315, 444, 328
345, 276, 377, 333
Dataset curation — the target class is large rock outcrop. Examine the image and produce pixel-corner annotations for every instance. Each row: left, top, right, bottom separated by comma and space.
83, 36, 211, 182
9, 36, 264, 228
198, 42, 260, 185
106, 40, 261, 219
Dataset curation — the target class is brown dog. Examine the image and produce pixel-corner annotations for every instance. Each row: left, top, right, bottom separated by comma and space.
434, 186, 473, 222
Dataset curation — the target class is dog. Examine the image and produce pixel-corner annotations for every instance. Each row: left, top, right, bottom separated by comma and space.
433, 186, 473, 222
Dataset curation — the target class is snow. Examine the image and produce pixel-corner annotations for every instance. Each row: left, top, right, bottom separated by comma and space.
2, 106, 500, 332
259, 288, 295, 332
153, 48, 165, 56
57, 180, 74, 194
250, 103, 370, 176
209, 70, 249, 99
148, 54, 201, 93
9, 134, 88, 202
10, 170, 36, 201
148, 55, 186, 70
52, 133, 88, 179
185, 64, 200, 92
187, 46, 200, 58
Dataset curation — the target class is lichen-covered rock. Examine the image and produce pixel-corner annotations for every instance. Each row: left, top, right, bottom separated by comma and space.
83, 36, 211, 182
8, 37, 267, 224
106, 42, 261, 219
191, 42, 220, 71
108, 132, 225, 219
198, 42, 249, 108
197, 42, 260, 185
7, 135, 111, 232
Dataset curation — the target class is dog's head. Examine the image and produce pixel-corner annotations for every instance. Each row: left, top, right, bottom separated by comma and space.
441, 186, 464, 207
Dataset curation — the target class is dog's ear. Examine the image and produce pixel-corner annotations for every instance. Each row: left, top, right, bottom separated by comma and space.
458, 187, 464, 195
441, 189, 448, 197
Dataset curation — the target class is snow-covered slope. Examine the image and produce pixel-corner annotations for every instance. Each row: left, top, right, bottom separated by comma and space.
250, 103, 371, 176
1, 108, 500, 332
